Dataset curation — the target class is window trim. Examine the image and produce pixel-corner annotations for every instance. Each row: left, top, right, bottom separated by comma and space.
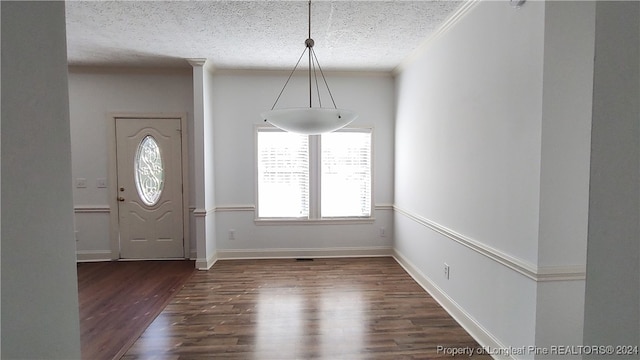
254, 124, 375, 224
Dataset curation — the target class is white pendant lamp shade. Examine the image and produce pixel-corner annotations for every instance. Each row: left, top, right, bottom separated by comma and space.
262, 108, 357, 135
261, 1, 357, 134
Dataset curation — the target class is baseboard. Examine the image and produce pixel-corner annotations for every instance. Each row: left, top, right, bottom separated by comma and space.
216, 246, 393, 260
393, 249, 514, 360
195, 252, 218, 270
76, 250, 113, 262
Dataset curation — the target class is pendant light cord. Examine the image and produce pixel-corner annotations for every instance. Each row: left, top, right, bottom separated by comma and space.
269, 0, 338, 111
311, 48, 338, 109
308, 0, 312, 108
308, 0, 311, 40
269, 47, 307, 111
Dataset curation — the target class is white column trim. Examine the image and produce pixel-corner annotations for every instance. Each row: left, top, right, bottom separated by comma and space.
195, 252, 218, 270
186, 58, 206, 67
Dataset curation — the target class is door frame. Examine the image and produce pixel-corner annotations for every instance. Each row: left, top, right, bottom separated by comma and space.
107, 113, 190, 260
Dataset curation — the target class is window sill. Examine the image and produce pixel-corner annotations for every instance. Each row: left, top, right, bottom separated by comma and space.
254, 217, 376, 226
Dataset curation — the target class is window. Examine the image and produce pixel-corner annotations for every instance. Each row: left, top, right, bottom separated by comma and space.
257, 128, 372, 220
134, 135, 164, 206
321, 132, 371, 217
257, 131, 309, 218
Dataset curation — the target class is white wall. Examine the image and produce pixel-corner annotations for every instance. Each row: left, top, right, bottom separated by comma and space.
396, 0, 545, 265
61, 0, 639, 357
394, 0, 597, 357
394, 0, 545, 351
537, 1, 594, 269
534, 1, 595, 352
68, 67, 394, 261
583, 1, 640, 354
1, 1, 81, 357
68, 67, 194, 259
210, 71, 395, 257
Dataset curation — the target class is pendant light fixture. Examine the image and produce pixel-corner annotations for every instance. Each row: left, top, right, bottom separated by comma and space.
261, 0, 357, 135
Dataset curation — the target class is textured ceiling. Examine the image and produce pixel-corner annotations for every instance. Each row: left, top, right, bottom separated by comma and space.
65, 0, 464, 71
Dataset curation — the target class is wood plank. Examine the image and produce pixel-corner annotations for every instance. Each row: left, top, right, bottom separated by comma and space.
122, 258, 492, 359
77, 260, 195, 360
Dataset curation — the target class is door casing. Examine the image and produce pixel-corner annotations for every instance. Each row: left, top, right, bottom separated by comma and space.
108, 113, 189, 260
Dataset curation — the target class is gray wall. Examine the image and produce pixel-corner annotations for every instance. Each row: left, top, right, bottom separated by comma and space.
583, 1, 640, 357
68, 67, 194, 261
1, 1, 81, 358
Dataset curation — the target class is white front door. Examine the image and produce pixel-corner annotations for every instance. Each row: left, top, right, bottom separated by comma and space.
115, 117, 184, 259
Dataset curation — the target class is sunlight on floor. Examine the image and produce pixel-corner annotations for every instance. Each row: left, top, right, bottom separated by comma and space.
254, 285, 366, 358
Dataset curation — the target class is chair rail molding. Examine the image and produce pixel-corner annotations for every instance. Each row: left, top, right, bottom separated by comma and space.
394, 206, 586, 282
74, 205, 111, 213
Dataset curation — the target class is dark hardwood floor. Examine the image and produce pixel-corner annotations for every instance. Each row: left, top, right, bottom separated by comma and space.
77, 260, 195, 360
121, 257, 491, 359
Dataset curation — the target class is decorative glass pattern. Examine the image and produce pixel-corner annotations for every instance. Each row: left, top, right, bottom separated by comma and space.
134, 135, 164, 206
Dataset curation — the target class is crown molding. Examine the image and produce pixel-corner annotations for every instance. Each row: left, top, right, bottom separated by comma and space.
394, 0, 481, 75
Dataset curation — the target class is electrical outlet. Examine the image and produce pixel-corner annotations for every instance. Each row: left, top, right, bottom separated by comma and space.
379, 227, 386, 237
228, 229, 236, 240
444, 263, 450, 280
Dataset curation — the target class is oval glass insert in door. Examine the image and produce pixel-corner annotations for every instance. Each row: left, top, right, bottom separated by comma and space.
134, 135, 165, 206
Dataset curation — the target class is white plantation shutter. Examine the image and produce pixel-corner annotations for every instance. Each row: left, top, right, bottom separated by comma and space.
257, 131, 309, 218
321, 131, 372, 217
